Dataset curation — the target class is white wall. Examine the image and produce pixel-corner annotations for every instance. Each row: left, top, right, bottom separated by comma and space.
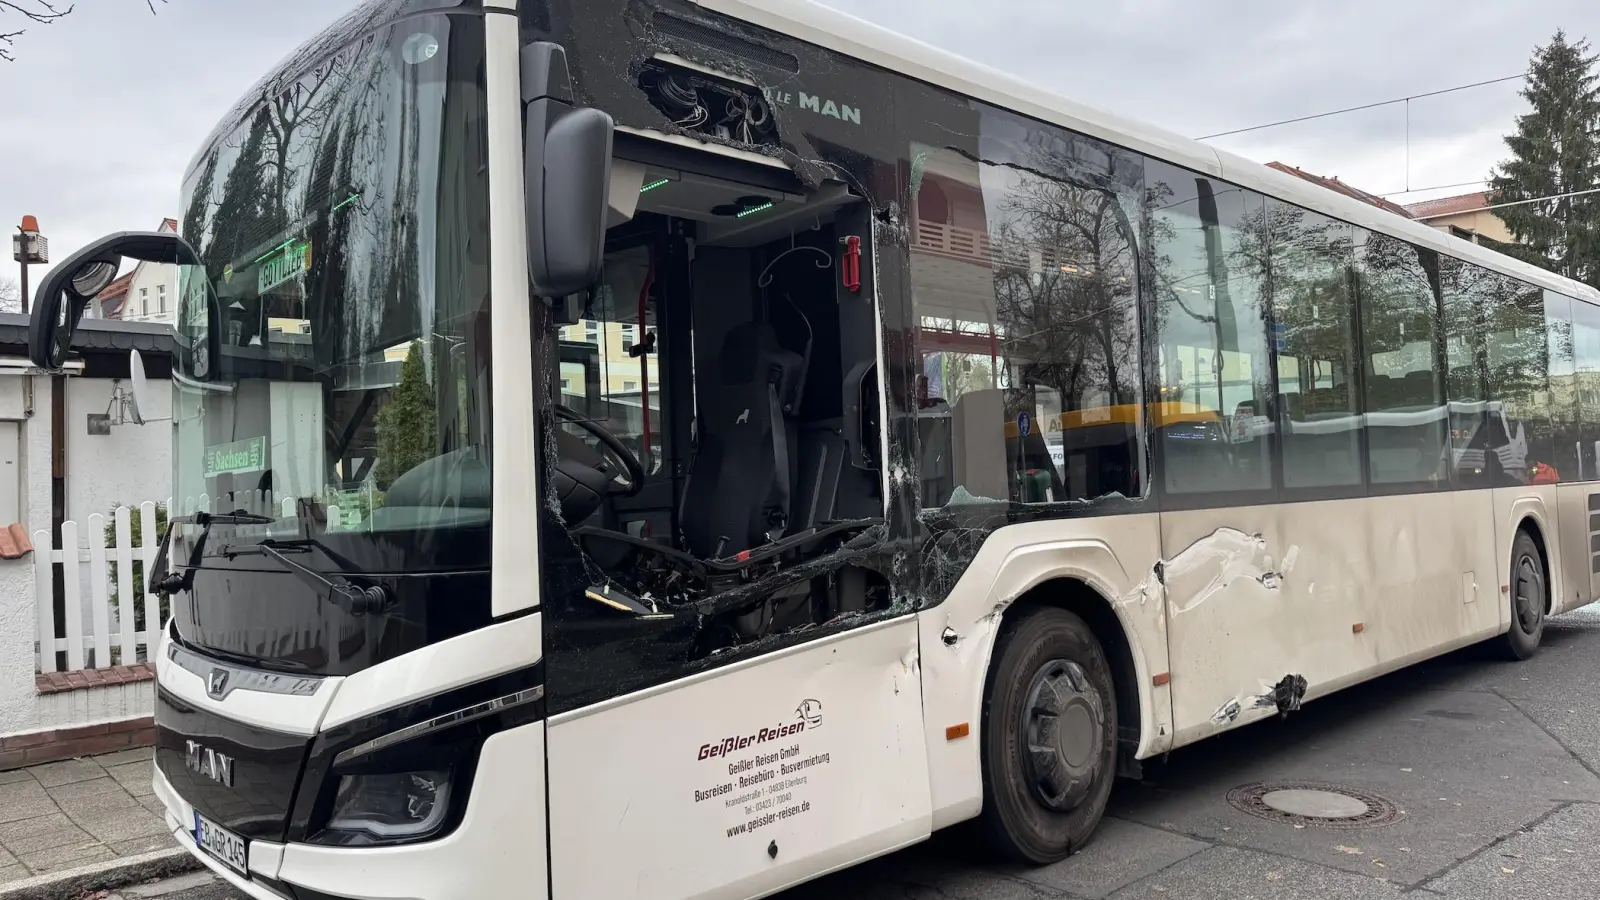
0, 374, 48, 736
67, 375, 173, 523
0, 372, 170, 738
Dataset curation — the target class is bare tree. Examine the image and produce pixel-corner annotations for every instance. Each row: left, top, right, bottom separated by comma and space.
0, 274, 19, 313
1, 0, 164, 63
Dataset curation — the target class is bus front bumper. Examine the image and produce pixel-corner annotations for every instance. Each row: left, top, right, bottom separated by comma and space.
152, 723, 550, 900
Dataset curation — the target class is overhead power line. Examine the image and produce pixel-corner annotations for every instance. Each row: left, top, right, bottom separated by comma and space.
1412, 185, 1600, 220
1194, 72, 1528, 141
1380, 179, 1489, 198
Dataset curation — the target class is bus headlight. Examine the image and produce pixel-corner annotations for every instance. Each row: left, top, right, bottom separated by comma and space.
324, 770, 452, 841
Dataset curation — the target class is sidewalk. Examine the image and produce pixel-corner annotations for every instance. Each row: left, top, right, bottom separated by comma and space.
0, 748, 175, 883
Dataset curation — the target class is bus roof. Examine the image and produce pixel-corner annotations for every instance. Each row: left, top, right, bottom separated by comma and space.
698, 0, 1600, 307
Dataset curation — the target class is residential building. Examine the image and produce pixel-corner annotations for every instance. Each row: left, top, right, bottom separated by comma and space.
1263, 167, 1519, 249
94, 272, 133, 319
1403, 192, 1515, 245
97, 218, 180, 325
0, 315, 174, 739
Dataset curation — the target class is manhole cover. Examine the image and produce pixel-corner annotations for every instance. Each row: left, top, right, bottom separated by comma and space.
1226, 781, 1404, 829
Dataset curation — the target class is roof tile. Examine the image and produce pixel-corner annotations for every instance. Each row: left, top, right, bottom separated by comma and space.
1403, 192, 1489, 219
1265, 162, 1415, 218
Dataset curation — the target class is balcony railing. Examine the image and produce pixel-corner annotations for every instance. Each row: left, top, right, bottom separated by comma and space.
912, 218, 1095, 275
914, 219, 992, 265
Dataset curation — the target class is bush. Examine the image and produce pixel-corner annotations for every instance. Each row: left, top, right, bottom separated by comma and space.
103, 502, 171, 632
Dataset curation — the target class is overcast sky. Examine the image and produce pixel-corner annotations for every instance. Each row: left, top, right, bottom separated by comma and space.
1, 0, 1595, 287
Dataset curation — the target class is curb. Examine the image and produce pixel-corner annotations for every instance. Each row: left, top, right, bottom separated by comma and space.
0, 847, 202, 900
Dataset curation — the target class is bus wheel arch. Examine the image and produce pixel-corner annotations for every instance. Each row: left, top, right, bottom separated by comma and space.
1516, 516, 1552, 615
975, 579, 1141, 863
1499, 520, 1550, 660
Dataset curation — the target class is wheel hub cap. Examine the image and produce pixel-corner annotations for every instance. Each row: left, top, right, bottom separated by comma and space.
1021, 660, 1105, 812
1515, 554, 1543, 633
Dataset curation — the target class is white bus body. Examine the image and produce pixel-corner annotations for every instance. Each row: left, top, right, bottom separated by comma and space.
29, 1, 1597, 899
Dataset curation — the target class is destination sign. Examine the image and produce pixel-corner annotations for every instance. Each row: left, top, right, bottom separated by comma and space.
257, 241, 311, 294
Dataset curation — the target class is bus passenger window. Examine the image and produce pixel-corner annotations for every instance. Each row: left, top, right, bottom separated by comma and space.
1271, 203, 1361, 490
1145, 162, 1274, 497
1355, 232, 1448, 487
909, 111, 1144, 509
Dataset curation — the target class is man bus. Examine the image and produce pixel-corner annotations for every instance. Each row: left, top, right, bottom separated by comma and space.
27, 0, 1600, 897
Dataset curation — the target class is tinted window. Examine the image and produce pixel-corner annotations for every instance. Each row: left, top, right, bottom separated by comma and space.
1354, 232, 1447, 487
1145, 161, 1273, 496
1545, 291, 1578, 483
1268, 202, 1361, 489
910, 106, 1145, 507
1570, 299, 1600, 480
1484, 272, 1551, 483
1440, 258, 1492, 484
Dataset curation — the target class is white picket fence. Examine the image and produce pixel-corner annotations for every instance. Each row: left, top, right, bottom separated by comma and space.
29, 490, 373, 674
34, 501, 167, 674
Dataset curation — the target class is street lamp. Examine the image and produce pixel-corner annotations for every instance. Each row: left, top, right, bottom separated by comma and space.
12, 215, 48, 315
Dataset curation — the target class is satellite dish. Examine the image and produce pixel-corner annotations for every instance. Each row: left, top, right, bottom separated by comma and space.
128, 348, 149, 426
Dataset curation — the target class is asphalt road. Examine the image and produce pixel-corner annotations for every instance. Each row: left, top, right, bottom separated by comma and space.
148, 604, 1600, 900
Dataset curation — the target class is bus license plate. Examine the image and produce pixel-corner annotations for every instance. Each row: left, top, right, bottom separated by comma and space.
193, 811, 249, 876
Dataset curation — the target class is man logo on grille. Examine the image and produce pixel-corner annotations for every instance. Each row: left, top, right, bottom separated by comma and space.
208, 668, 229, 699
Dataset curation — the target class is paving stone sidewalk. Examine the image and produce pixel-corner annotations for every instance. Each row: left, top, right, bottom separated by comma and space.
0, 748, 173, 884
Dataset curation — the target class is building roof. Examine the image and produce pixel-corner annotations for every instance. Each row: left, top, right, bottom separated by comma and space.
96, 272, 134, 319
1404, 192, 1490, 220
0, 313, 175, 378
1265, 163, 1414, 218
0, 312, 174, 353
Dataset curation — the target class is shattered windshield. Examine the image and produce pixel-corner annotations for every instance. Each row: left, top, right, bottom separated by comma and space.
173, 9, 491, 548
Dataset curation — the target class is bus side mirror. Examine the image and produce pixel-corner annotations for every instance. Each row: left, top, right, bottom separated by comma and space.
523, 42, 613, 300
29, 231, 199, 371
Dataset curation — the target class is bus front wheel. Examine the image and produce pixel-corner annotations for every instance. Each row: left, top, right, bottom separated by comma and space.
1498, 529, 1547, 660
978, 606, 1117, 864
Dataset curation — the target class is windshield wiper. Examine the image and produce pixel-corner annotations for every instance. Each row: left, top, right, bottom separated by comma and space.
249, 540, 393, 615
149, 510, 279, 596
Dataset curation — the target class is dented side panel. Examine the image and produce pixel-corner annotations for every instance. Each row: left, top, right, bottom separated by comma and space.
1163, 492, 1504, 748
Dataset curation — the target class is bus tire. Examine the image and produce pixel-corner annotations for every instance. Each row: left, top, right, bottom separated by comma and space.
1499, 529, 1547, 660
978, 606, 1117, 865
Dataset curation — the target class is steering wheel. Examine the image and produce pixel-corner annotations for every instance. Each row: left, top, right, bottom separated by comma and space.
554, 406, 646, 497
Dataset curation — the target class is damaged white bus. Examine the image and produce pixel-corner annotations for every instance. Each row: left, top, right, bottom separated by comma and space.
26, 0, 1600, 897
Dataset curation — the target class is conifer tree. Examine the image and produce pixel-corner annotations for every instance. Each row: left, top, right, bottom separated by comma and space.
373, 341, 437, 490
1488, 30, 1600, 285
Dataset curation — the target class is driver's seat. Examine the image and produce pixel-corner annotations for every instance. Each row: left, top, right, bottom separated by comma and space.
679, 321, 808, 559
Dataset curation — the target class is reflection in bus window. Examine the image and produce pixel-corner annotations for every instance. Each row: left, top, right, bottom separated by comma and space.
1572, 300, 1600, 478
1145, 161, 1273, 497
909, 105, 1144, 510
1270, 203, 1361, 490
1355, 232, 1448, 487
1543, 291, 1577, 482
